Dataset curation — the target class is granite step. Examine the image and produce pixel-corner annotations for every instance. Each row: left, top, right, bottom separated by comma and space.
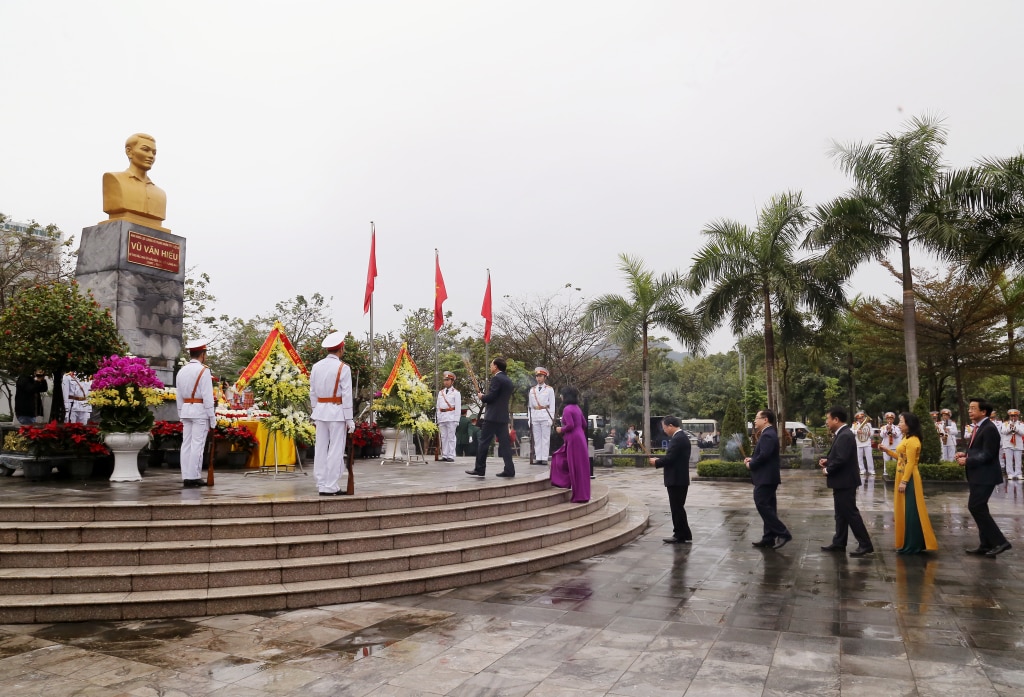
0, 493, 648, 623
0, 476, 554, 523
0, 487, 611, 570
0, 490, 628, 595
0, 485, 575, 546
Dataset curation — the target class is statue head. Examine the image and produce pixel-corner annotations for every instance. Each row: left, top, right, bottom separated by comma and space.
125, 133, 157, 173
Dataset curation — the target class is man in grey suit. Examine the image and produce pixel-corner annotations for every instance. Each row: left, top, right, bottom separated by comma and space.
466, 356, 517, 478
818, 406, 873, 556
649, 416, 692, 544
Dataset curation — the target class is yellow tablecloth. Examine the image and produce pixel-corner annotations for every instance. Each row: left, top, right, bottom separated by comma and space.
236, 420, 297, 468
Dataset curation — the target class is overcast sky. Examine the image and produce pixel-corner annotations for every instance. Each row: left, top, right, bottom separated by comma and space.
3, 1, 1022, 357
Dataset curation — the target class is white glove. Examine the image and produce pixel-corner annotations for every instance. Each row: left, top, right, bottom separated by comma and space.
209, 417, 217, 429
347, 420, 355, 433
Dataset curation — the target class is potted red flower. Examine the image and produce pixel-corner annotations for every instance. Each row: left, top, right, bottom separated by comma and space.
211, 423, 259, 468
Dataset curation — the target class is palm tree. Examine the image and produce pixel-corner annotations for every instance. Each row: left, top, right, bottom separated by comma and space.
961, 154, 1024, 272
804, 115, 961, 404
582, 254, 702, 451
687, 191, 844, 425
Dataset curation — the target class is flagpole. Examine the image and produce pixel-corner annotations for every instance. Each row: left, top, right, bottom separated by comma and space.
484, 269, 490, 393
433, 249, 440, 398
368, 223, 376, 425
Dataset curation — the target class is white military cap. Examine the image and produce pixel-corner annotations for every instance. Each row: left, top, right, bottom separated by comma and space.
321, 331, 346, 350
443, 371, 456, 379
186, 338, 209, 351
940, 408, 952, 415
534, 367, 549, 376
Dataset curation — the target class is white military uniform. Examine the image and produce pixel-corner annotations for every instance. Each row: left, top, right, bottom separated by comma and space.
175, 357, 217, 482
529, 377, 555, 464
999, 416, 1024, 479
853, 417, 874, 476
435, 377, 461, 462
940, 415, 958, 462
309, 345, 353, 494
62, 372, 91, 424
878, 418, 902, 466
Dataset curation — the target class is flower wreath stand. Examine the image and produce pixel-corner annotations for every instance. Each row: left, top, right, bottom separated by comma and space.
244, 426, 307, 479
238, 337, 313, 480
374, 344, 436, 466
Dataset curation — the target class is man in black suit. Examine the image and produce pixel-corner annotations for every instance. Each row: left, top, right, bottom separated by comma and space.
818, 406, 874, 556
466, 356, 517, 478
649, 416, 692, 544
745, 409, 792, 550
956, 397, 1011, 556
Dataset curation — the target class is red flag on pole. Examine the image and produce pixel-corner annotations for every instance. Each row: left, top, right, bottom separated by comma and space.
363, 224, 377, 315
434, 252, 447, 331
481, 271, 492, 343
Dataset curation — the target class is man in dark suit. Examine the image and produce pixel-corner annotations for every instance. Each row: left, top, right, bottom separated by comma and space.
649, 416, 692, 544
466, 356, 517, 478
745, 409, 792, 550
956, 397, 1011, 556
818, 406, 874, 556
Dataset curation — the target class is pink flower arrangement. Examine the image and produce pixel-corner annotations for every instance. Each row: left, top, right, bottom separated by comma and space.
91, 355, 164, 390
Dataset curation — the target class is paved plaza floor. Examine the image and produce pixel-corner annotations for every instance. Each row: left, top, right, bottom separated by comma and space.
2, 458, 1024, 696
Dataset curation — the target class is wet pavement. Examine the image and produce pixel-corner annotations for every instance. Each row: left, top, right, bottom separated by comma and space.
2, 461, 1024, 696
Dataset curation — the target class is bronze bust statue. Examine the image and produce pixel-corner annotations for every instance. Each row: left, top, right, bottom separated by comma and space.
102, 133, 168, 230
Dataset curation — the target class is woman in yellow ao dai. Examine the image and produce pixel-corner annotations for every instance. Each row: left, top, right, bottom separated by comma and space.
879, 411, 938, 554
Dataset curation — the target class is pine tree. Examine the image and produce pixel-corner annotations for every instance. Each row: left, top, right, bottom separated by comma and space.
913, 397, 942, 464
719, 399, 750, 462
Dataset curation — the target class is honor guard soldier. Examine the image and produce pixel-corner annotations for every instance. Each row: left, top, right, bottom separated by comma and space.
62, 371, 91, 424
529, 367, 556, 465
436, 371, 461, 462
176, 338, 217, 488
878, 412, 902, 469
853, 411, 874, 477
1000, 409, 1024, 480
940, 408, 958, 462
309, 331, 353, 495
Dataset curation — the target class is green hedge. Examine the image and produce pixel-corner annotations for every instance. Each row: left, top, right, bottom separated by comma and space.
696, 459, 751, 478
884, 461, 965, 481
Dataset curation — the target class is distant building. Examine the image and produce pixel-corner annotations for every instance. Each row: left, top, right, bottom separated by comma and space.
0, 215, 63, 280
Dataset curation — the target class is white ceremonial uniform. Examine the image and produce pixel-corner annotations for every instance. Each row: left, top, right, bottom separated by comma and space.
62, 373, 91, 424
999, 419, 1024, 479
878, 422, 903, 465
854, 419, 874, 476
436, 386, 461, 461
529, 384, 556, 463
309, 354, 353, 494
175, 359, 217, 481
940, 418, 958, 462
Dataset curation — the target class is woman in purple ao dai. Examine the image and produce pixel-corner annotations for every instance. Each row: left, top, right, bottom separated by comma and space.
549, 386, 591, 503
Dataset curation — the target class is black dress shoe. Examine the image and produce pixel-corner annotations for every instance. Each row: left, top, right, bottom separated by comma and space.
182, 479, 207, 488
986, 542, 1012, 557
465, 470, 485, 477
318, 491, 342, 496
752, 540, 774, 548
820, 544, 844, 552
965, 547, 992, 555
849, 546, 874, 557
773, 535, 793, 550
495, 472, 515, 478
663, 537, 686, 544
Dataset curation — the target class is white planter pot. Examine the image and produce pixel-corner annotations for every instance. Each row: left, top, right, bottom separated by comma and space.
381, 427, 407, 459
104, 432, 150, 482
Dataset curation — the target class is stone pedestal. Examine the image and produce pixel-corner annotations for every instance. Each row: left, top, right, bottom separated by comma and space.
75, 220, 185, 387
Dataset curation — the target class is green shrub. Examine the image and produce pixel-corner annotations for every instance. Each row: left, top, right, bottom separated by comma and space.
884, 460, 965, 481
719, 400, 749, 462
913, 397, 943, 465
697, 459, 751, 478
